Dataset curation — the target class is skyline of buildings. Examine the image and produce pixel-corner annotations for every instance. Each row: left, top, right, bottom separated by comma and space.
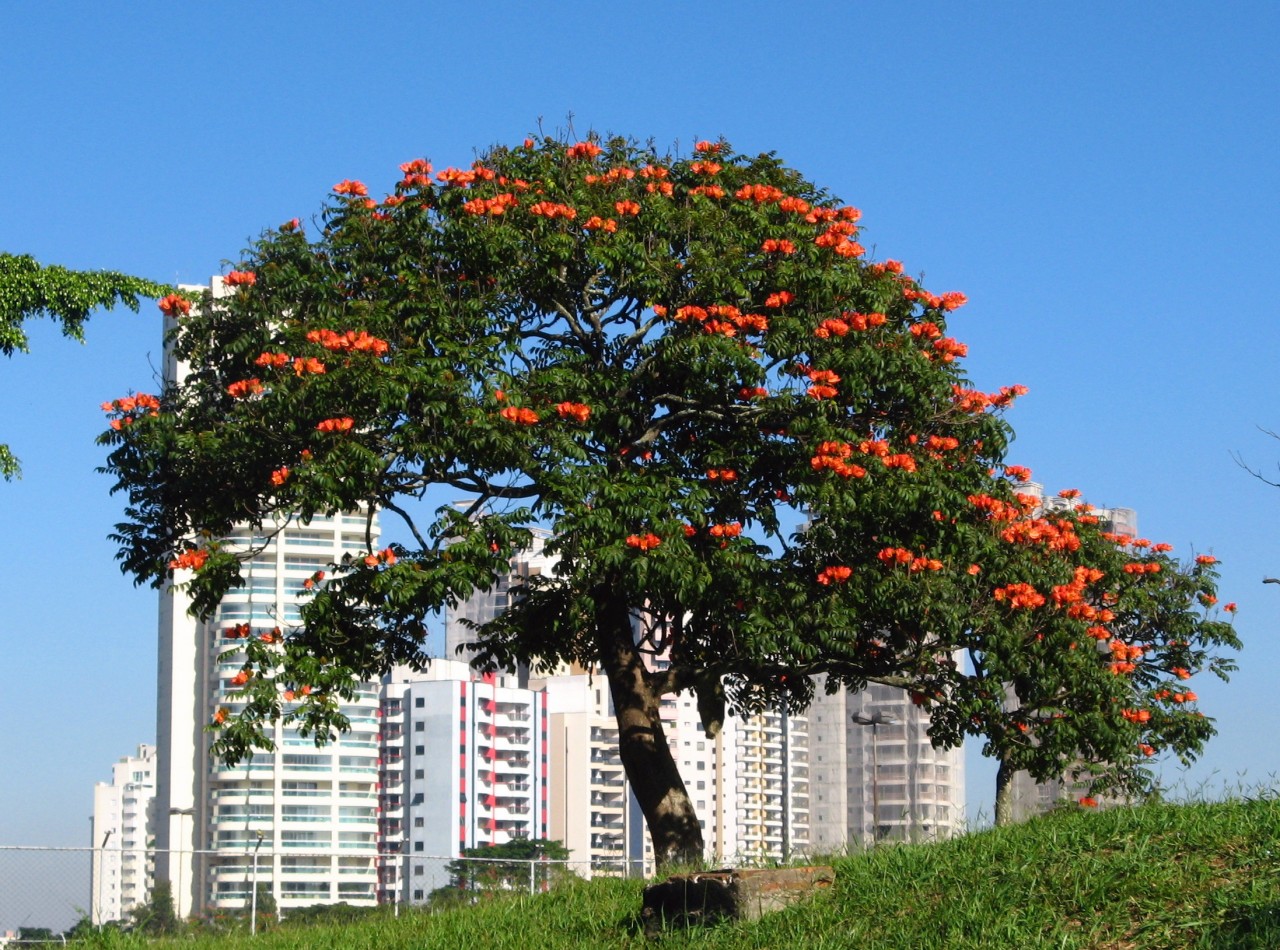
95, 290, 1094, 922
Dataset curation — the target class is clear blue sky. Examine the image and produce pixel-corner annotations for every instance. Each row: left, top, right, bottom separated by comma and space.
2, 0, 1278, 928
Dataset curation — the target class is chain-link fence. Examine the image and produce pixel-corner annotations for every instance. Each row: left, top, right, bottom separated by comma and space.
1, 845, 651, 941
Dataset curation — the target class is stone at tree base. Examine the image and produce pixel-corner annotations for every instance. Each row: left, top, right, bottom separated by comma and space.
641, 866, 835, 934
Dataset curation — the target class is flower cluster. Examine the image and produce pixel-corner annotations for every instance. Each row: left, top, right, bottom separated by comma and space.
157, 293, 191, 317
625, 533, 661, 551
805, 368, 840, 400
227, 378, 264, 398
101, 393, 161, 429
333, 179, 369, 196
761, 238, 796, 254
529, 201, 578, 220
705, 468, 737, 482
363, 547, 398, 567
877, 548, 943, 572
993, 583, 1046, 610
224, 270, 256, 287
811, 441, 866, 479
817, 565, 853, 585
316, 417, 355, 433
463, 193, 519, 216
500, 406, 540, 425
169, 547, 209, 572
305, 329, 390, 356
555, 402, 591, 422
566, 141, 603, 160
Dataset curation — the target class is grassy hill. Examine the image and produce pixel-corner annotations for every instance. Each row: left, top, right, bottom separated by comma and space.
77, 796, 1280, 949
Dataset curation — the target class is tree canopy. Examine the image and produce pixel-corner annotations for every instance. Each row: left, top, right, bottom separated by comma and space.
0, 252, 173, 478
98, 134, 1238, 858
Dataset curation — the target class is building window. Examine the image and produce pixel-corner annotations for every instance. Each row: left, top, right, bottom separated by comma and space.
415, 698, 424, 708
415, 722, 424, 732
414, 841, 424, 852
414, 770, 424, 780
414, 817, 424, 828
415, 745, 425, 755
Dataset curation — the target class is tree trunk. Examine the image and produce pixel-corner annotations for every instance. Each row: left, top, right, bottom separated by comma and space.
994, 756, 1016, 827
595, 587, 705, 868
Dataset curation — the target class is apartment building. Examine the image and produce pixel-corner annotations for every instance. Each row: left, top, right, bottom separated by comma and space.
809, 681, 965, 848
90, 744, 157, 924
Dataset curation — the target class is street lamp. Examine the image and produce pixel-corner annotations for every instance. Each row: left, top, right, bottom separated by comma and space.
96, 829, 114, 927
249, 831, 265, 936
850, 711, 898, 842
168, 807, 194, 920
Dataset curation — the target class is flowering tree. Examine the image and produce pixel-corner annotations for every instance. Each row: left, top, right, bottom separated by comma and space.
0, 253, 172, 478
98, 136, 1238, 862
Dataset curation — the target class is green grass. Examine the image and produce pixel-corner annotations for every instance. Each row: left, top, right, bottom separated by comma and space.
76, 796, 1280, 949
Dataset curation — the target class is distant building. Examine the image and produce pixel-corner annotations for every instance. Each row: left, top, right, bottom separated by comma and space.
90, 744, 156, 924
392, 661, 549, 902
809, 682, 965, 848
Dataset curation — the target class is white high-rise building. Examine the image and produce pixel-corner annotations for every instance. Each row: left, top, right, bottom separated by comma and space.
155, 279, 383, 916
156, 513, 385, 915
808, 682, 965, 848
90, 744, 157, 924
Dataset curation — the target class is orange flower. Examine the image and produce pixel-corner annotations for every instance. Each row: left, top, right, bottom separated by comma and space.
293, 356, 326, 376
213, 707, 230, 725
529, 201, 578, 220
1224, 602, 1238, 613
227, 378, 264, 398
764, 291, 794, 308
270, 466, 290, 486
255, 351, 290, 368
169, 548, 210, 572
566, 141, 603, 160
334, 179, 369, 196
993, 583, 1046, 610
614, 200, 641, 216
224, 270, 256, 287
305, 329, 390, 356
1195, 554, 1217, 565
735, 183, 784, 204
500, 406, 540, 425
708, 522, 742, 538
231, 670, 250, 686
1078, 796, 1098, 808
1171, 667, 1191, 680
555, 402, 591, 422
316, 416, 355, 433
625, 533, 662, 551
583, 216, 618, 233
157, 293, 191, 317
761, 238, 796, 255
816, 565, 853, 585
706, 468, 737, 482
693, 140, 722, 154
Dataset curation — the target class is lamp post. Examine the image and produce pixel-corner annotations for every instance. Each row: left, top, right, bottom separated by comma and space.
851, 711, 898, 843
96, 829, 114, 927
168, 807, 194, 920
249, 831, 265, 936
